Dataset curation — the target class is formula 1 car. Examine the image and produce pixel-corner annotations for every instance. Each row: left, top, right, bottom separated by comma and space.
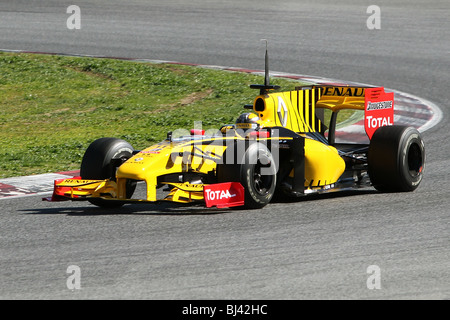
44, 49, 425, 209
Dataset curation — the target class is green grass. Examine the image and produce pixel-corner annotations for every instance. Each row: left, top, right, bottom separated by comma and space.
0, 52, 304, 178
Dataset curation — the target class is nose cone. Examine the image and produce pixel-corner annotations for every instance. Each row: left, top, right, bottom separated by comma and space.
116, 143, 173, 181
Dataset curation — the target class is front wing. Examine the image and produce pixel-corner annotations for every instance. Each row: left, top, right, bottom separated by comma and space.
43, 177, 245, 208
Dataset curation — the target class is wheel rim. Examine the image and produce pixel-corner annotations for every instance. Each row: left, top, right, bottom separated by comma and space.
252, 160, 274, 195
407, 142, 423, 178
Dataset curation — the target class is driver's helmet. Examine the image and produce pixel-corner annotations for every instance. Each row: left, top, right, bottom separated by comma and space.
235, 113, 261, 130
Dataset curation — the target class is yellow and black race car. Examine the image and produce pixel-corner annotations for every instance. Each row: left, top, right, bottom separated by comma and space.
45, 51, 425, 209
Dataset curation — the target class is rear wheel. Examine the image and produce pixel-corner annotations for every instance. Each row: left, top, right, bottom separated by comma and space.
80, 137, 136, 207
217, 142, 276, 209
368, 125, 425, 192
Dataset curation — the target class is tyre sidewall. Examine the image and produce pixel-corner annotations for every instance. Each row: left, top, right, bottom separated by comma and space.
398, 129, 425, 191
80, 138, 135, 207
239, 142, 277, 209
81, 138, 134, 180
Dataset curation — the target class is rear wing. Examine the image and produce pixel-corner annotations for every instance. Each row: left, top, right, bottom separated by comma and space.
314, 86, 394, 140
251, 85, 394, 140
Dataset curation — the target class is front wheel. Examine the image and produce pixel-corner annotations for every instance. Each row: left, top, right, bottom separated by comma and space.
217, 142, 277, 209
80, 137, 136, 207
368, 125, 425, 192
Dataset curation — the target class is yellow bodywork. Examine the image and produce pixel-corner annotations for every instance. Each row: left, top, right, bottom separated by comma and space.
253, 87, 346, 189
315, 86, 366, 112
164, 182, 205, 203
303, 138, 345, 187
116, 138, 229, 202
254, 89, 323, 132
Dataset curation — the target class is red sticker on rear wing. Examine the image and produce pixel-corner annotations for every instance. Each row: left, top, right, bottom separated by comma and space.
204, 182, 245, 208
364, 87, 394, 139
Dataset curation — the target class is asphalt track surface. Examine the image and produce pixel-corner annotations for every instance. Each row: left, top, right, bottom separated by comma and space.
0, 0, 449, 300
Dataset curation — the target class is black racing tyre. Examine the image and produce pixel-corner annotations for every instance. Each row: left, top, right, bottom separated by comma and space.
80, 137, 136, 207
217, 142, 277, 209
368, 125, 425, 192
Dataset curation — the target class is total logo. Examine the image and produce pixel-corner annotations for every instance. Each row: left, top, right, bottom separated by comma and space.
366, 115, 393, 129
205, 189, 236, 201
203, 182, 245, 208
